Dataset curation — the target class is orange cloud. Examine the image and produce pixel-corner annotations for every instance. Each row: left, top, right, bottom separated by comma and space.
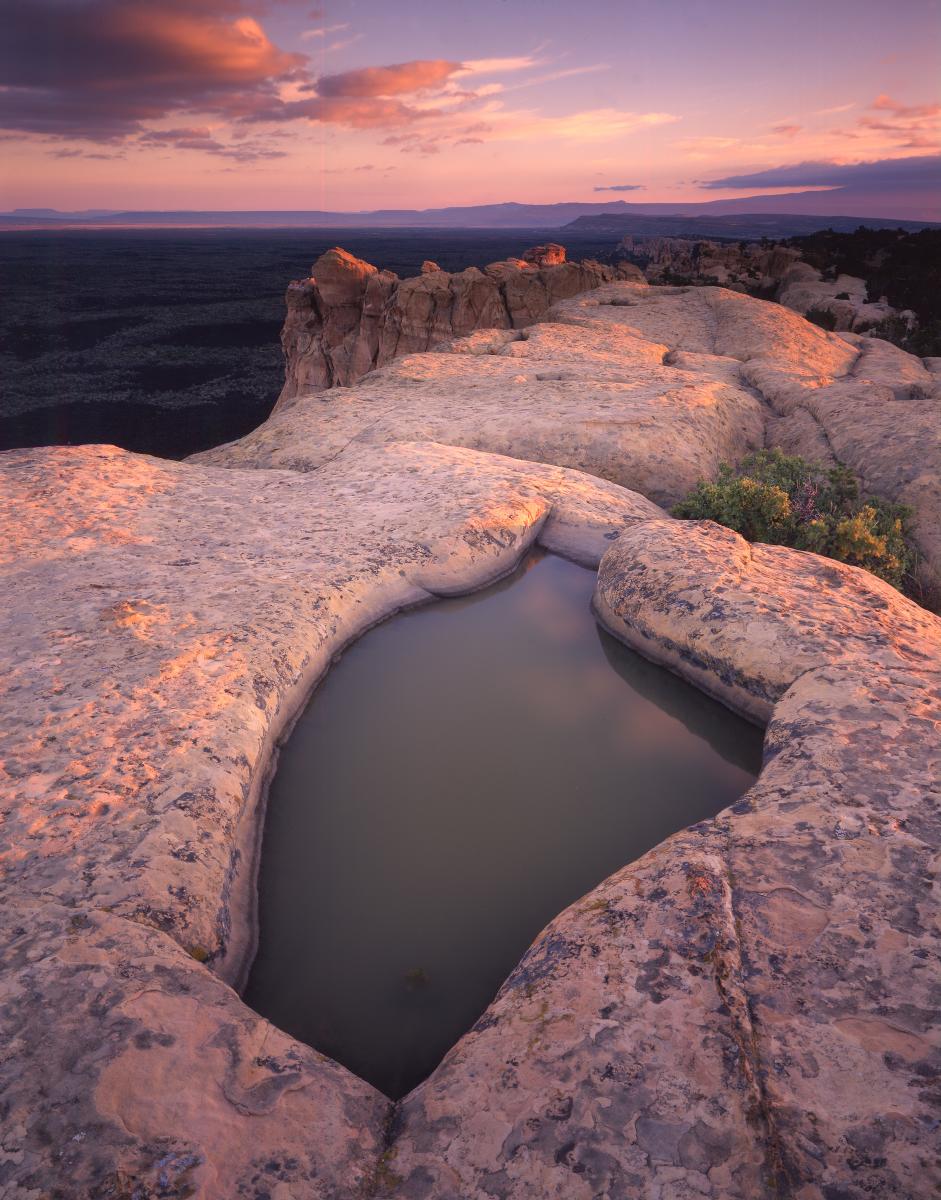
845, 94, 941, 152
316, 60, 461, 98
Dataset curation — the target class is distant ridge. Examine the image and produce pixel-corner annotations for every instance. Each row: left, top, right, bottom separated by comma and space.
561, 212, 939, 238
0, 192, 937, 234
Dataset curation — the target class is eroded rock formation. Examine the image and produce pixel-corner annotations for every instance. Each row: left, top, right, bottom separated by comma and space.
278, 244, 644, 403
208, 282, 941, 596
2, 282, 940, 1198
619, 236, 903, 331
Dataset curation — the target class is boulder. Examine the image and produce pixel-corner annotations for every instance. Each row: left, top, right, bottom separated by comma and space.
522, 242, 567, 267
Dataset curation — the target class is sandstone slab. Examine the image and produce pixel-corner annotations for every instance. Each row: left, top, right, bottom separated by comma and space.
2, 284, 940, 1199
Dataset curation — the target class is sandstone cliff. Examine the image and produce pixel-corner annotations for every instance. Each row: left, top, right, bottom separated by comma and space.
278, 243, 644, 404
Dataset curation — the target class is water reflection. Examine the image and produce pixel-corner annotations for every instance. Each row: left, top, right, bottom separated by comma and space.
598, 627, 764, 774
243, 551, 764, 1099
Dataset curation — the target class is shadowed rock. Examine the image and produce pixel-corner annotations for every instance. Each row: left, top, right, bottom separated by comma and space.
619, 235, 903, 331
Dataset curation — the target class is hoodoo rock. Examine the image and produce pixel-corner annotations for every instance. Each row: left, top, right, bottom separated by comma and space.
277, 244, 644, 403
2, 281, 940, 1198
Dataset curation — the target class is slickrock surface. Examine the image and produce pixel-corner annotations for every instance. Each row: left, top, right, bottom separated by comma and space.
206, 281, 941, 591
2, 283, 939, 1198
205, 285, 771, 509
0, 439, 661, 1198
277, 245, 643, 402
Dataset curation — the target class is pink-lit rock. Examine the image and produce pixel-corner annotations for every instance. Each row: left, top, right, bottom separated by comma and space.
2, 283, 939, 1198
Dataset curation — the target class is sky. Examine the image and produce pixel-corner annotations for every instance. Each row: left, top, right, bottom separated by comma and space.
1, 0, 939, 216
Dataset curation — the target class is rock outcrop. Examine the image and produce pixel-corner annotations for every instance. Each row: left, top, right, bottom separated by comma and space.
618, 236, 904, 331
2, 282, 939, 1198
207, 282, 941, 595
278, 244, 644, 403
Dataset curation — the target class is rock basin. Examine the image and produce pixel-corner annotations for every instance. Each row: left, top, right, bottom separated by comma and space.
1, 281, 939, 1199
244, 550, 762, 1099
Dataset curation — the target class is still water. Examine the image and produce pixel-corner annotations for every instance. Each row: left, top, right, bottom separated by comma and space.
243, 551, 763, 1098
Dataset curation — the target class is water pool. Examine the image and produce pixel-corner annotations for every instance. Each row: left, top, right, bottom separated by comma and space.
243, 551, 763, 1098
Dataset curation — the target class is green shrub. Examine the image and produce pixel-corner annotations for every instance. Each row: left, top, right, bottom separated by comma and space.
672, 450, 917, 592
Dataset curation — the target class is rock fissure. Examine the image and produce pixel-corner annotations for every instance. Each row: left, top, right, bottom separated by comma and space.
714, 852, 802, 1196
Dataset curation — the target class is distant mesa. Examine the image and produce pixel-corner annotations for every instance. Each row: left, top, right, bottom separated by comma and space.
562, 210, 939, 238
1, 196, 937, 234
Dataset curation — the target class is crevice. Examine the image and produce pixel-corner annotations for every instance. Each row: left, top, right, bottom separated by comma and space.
363, 1101, 404, 1198
710, 852, 801, 1197
740, 357, 843, 468
300, 402, 402, 476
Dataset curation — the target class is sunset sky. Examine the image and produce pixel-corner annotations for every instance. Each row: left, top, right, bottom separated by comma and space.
1, 0, 939, 216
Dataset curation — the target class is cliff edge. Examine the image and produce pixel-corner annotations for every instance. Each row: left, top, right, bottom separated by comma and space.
277, 243, 643, 404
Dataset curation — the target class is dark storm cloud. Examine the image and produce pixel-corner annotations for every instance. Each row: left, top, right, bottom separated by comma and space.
0, 0, 305, 139
703, 154, 941, 190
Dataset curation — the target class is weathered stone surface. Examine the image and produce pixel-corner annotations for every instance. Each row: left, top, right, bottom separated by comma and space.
3, 285, 939, 1198
522, 242, 567, 267
775, 261, 901, 331
1, 897, 388, 1200
619, 235, 902, 331
558, 285, 940, 591
277, 245, 643, 403
201, 286, 769, 508
380, 523, 941, 1200
742, 326, 941, 589
0, 439, 660, 1197
619, 233, 802, 292
594, 519, 940, 722
214, 281, 941, 593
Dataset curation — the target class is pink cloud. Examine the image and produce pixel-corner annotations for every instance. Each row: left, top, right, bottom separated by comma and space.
316, 60, 461, 99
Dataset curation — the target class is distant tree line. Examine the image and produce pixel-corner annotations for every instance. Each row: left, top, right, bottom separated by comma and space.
786, 228, 941, 356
